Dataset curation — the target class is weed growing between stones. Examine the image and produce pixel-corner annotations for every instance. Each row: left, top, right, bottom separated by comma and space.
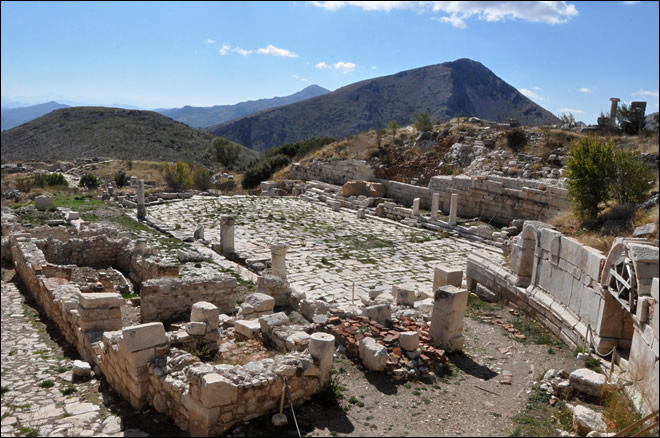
512, 316, 563, 347
509, 388, 572, 437
37, 379, 54, 389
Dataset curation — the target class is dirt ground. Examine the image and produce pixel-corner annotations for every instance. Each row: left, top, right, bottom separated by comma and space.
226, 299, 585, 437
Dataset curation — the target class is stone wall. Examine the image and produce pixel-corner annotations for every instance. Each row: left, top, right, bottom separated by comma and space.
140, 276, 237, 322
289, 159, 570, 225
465, 222, 659, 412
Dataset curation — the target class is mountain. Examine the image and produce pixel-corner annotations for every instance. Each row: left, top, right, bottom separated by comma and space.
2, 101, 69, 130
158, 84, 330, 128
1, 97, 31, 109
207, 59, 561, 153
1, 107, 259, 165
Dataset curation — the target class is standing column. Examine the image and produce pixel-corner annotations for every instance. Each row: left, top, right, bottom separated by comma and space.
412, 198, 420, 216
271, 243, 288, 280
309, 333, 335, 387
609, 97, 620, 128
448, 193, 458, 226
431, 192, 440, 221
429, 285, 468, 352
136, 180, 146, 220
220, 215, 235, 256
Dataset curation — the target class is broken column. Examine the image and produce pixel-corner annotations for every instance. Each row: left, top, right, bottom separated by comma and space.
220, 215, 235, 256
609, 97, 620, 127
412, 198, 420, 216
271, 243, 288, 280
136, 180, 146, 220
309, 332, 335, 387
429, 285, 468, 352
448, 193, 458, 226
433, 265, 463, 291
431, 192, 440, 221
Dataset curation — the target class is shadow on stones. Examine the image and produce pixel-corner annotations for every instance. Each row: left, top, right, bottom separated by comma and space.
448, 351, 498, 380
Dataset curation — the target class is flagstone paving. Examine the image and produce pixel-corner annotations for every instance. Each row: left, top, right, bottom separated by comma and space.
145, 196, 499, 305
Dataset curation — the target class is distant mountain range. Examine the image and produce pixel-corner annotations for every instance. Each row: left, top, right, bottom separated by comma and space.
207, 58, 561, 153
1, 107, 259, 165
157, 85, 330, 128
1, 101, 69, 130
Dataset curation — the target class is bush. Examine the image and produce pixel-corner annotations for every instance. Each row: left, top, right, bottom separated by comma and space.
212, 137, 241, 169
565, 137, 616, 219
114, 170, 128, 187
78, 173, 99, 189
192, 166, 212, 191
414, 111, 433, 132
162, 161, 191, 192
16, 176, 35, 192
241, 154, 291, 189
506, 127, 527, 152
33, 173, 68, 187
610, 150, 654, 205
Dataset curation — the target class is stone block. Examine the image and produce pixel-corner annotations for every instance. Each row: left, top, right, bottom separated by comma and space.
429, 286, 468, 352
35, 195, 53, 211
259, 312, 288, 335
191, 301, 219, 329
72, 360, 92, 377
285, 332, 311, 351
121, 322, 167, 353
201, 373, 238, 408
358, 337, 388, 371
433, 265, 463, 291
572, 405, 606, 436
186, 321, 208, 336
244, 293, 275, 313
361, 304, 391, 323
77, 291, 123, 309
568, 368, 615, 398
399, 331, 419, 351
234, 319, 261, 338
78, 317, 123, 332
393, 286, 416, 306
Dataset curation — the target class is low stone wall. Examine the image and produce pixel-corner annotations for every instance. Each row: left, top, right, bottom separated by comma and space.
257, 275, 291, 307
140, 276, 237, 322
465, 222, 659, 413
289, 159, 570, 225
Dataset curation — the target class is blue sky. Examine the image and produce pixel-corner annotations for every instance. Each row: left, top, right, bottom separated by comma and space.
1, 1, 658, 124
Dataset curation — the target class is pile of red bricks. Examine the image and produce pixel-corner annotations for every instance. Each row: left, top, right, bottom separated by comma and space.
321, 309, 447, 375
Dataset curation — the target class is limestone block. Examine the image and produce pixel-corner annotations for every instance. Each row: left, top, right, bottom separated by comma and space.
568, 368, 615, 398
429, 286, 468, 352
285, 332, 311, 351
200, 373, 238, 408
393, 286, 416, 306
361, 304, 391, 323
433, 265, 463, 291
399, 331, 419, 351
572, 405, 606, 436
121, 322, 167, 353
35, 195, 53, 211
234, 319, 261, 338
244, 293, 275, 313
358, 337, 388, 371
186, 322, 208, 336
77, 291, 123, 309
259, 312, 288, 335
72, 360, 92, 377
191, 301, 219, 329
366, 182, 386, 197
340, 180, 367, 197
78, 317, 123, 332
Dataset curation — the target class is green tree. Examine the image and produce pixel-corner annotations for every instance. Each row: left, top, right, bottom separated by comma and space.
388, 119, 400, 138
78, 173, 99, 189
114, 170, 128, 187
506, 127, 527, 152
616, 103, 630, 126
565, 137, 616, 219
610, 150, 653, 204
162, 161, 192, 192
191, 166, 212, 191
212, 137, 241, 169
559, 112, 576, 128
414, 112, 433, 132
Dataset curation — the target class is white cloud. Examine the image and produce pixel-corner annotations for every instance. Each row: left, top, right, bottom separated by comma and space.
219, 43, 298, 58
315, 62, 332, 69
519, 88, 544, 101
633, 89, 659, 98
533, 86, 542, 91
312, 1, 579, 28
559, 107, 584, 114
622, 1, 640, 5
219, 44, 231, 56
577, 87, 592, 94
371, 65, 377, 70
292, 74, 308, 82
256, 44, 298, 58
205, 38, 216, 44
333, 61, 356, 73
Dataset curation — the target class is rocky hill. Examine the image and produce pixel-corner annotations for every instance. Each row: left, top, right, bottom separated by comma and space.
158, 85, 330, 128
0, 107, 259, 165
1, 101, 69, 130
207, 59, 560, 153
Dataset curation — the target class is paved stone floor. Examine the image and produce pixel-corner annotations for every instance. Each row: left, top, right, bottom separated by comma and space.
0, 279, 149, 437
147, 196, 499, 305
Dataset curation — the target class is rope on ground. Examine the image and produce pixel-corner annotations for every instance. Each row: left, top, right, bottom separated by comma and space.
284, 378, 301, 438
